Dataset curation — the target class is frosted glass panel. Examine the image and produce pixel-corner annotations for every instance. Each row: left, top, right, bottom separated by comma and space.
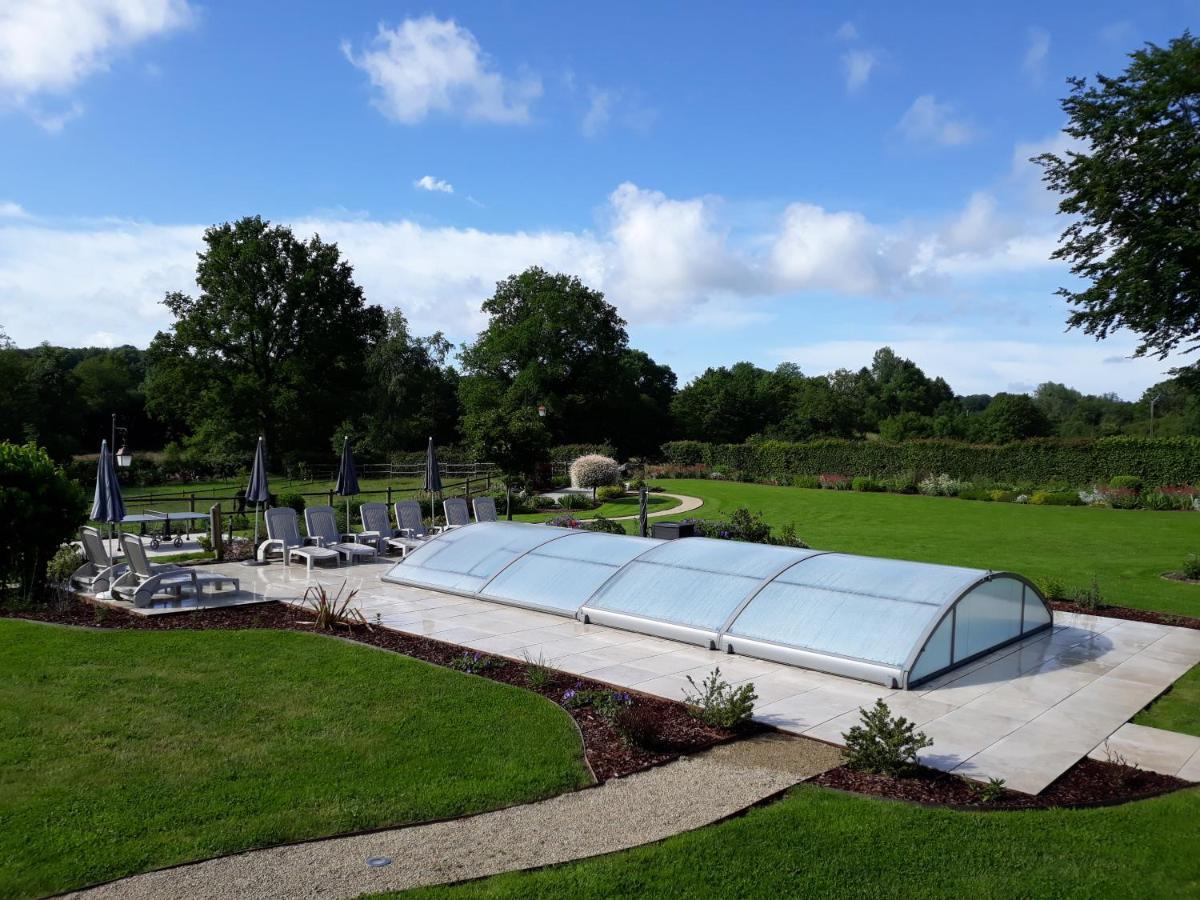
588, 561, 764, 631
635, 538, 807, 578
1022, 583, 1052, 632
908, 614, 953, 683
385, 522, 573, 594
729, 586, 939, 666
953, 578, 1023, 660
484, 532, 657, 614
770, 553, 980, 604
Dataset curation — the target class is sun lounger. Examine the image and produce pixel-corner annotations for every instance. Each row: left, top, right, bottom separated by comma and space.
359, 502, 412, 555
304, 505, 378, 564
472, 496, 498, 523
441, 497, 470, 531
259, 507, 341, 573
111, 533, 240, 608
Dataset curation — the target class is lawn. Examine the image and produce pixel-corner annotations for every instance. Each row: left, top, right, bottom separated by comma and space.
0, 620, 590, 898
515, 493, 680, 524
1135, 664, 1200, 737
405, 783, 1200, 899
637, 479, 1200, 617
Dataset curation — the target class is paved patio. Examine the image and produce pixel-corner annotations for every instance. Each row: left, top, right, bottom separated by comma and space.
209, 557, 1200, 795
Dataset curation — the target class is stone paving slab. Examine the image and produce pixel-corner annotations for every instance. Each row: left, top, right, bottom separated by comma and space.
1088, 722, 1200, 778
209, 557, 1200, 795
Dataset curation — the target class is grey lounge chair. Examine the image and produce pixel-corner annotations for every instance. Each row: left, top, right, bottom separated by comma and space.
259, 507, 341, 573
442, 497, 470, 530
472, 496, 498, 523
112, 533, 240, 609
393, 500, 434, 554
305, 505, 378, 564
359, 502, 411, 555
71, 526, 127, 593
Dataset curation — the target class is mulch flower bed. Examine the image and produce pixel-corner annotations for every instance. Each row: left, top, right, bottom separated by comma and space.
814, 757, 1191, 810
1049, 600, 1200, 630
2, 597, 738, 783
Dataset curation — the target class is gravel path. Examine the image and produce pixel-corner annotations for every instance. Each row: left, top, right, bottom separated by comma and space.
67, 733, 839, 900
606, 492, 703, 522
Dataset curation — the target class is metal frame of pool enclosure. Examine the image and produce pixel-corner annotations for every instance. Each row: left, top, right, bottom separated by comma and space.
382, 522, 1052, 689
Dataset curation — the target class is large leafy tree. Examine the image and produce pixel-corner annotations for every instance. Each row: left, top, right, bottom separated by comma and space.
459, 267, 673, 469
1035, 33, 1200, 374
144, 217, 385, 462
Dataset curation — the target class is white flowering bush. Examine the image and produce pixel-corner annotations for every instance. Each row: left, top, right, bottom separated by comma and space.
569, 454, 621, 490
917, 473, 973, 497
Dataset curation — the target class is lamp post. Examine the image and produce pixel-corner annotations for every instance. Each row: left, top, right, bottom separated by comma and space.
1150, 395, 1161, 436
111, 414, 132, 468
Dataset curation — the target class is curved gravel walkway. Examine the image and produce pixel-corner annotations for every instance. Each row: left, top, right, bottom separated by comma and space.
67, 733, 839, 900
606, 492, 703, 522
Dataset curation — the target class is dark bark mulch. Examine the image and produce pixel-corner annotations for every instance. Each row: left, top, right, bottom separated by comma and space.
814, 757, 1191, 810
1049, 600, 1200, 631
2, 598, 738, 783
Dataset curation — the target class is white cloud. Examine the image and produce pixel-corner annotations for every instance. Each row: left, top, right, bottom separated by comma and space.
582, 89, 612, 137
342, 16, 541, 125
897, 94, 975, 146
0, 0, 192, 126
834, 21, 859, 41
1023, 28, 1050, 80
841, 50, 877, 92
414, 175, 454, 194
0, 201, 27, 218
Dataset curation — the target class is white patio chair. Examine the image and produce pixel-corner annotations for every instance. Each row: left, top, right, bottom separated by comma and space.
259, 507, 341, 573
441, 497, 470, 531
304, 505, 378, 564
359, 502, 411, 555
111, 533, 240, 609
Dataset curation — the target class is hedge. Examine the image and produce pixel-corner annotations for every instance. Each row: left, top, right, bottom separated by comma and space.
660, 437, 1200, 487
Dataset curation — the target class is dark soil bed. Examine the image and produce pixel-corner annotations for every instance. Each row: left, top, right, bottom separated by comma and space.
814, 757, 1191, 810
1049, 600, 1200, 630
1, 598, 737, 782
1161, 571, 1200, 586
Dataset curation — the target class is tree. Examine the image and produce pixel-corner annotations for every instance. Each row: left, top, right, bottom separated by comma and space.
969, 393, 1053, 443
459, 267, 670, 466
671, 362, 774, 444
879, 411, 935, 443
1035, 33, 1200, 374
144, 217, 386, 463
360, 310, 460, 457
859, 347, 954, 430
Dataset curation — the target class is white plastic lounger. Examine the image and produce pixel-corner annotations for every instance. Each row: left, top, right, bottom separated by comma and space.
112, 533, 240, 608
441, 497, 470, 531
304, 505, 377, 564
472, 496, 498, 523
359, 502, 411, 555
259, 507, 341, 573
393, 500, 434, 554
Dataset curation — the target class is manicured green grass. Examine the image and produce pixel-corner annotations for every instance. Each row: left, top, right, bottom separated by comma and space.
0, 620, 589, 898
1136, 664, 1200, 737
636, 479, 1200, 617
405, 784, 1200, 899
515, 493, 680, 524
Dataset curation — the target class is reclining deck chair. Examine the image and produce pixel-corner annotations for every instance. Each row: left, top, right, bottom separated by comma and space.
359, 502, 412, 555
259, 507, 341, 573
304, 505, 378, 564
472, 496, 498, 523
112, 533, 240, 608
71, 526, 128, 594
393, 500, 435, 554
442, 497, 471, 531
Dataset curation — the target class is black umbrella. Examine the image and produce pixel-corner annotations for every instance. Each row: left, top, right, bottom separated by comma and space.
335, 436, 361, 530
638, 486, 649, 537
244, 436, 270, 565
424, 436, 442, 525
90, 439, 126, 560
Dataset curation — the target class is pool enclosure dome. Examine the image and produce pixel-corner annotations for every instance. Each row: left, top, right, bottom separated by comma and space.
383, 522, 1051, 689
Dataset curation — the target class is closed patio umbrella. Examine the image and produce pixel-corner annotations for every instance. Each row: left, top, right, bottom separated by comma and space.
424, 436, 442, 525
90, 439, 126, 559
244, 436, 270, 566
335, 437, 361, 532
638, 486, 649, 538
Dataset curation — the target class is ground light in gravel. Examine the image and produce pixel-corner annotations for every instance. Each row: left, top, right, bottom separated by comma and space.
0, 620, 590, 899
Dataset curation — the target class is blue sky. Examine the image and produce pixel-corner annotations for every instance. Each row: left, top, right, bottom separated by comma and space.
1, 1, 1197, 397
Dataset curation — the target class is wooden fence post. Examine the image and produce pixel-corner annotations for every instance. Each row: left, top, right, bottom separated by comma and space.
210, 504, 223, 559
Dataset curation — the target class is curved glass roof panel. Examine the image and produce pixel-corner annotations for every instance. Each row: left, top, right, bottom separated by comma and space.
383, 522, 572, 594
585, 538, 823, 632
483, 531, 658, 614
726, 554, 984, 667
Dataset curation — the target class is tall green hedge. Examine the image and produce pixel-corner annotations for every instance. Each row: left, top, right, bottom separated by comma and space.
660, 437, 1200, 486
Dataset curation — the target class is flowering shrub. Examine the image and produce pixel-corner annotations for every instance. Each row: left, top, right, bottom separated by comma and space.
918, 473, 973, 497
570, 454, 621, 489
645, 463, 710, 479
561, 683, 632, 720
1088, 485, 1141, 509
682, 507, 808, 547
449, 651, 500, 674
819, 473, 851, 490
683, 667, 757, 729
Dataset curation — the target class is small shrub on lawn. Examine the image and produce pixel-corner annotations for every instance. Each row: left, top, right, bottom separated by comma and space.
1108, 475, 1143, 492
683, 667, 757, 729
851, 476, 886, 492
46, 545, 84, 585
449, 651, 500, 675
1071, 576, 1104, 611
530, 494, 559, 509
1038, 577, 1068, 602
1030, 490, 1083, 506
581, 516, 625, 535
569, 454, 621, 490
969, 777, 1008, 804
523, 651, 555, 689
918, 474, 972, 497
613, 704, 662, 749
989, 489, 1018, 502
561, 684, 632, 720
559, 493, 598, 511
819, 473, 851, 490
300, 582, 368, 631
841, 699, 933, 777
1182, 554, 1200, 581
277, 493, 307, 514
596, 485, 626, 502
790, 474, 821, 489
